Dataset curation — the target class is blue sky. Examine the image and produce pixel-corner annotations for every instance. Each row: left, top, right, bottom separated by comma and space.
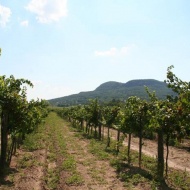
0, 0, 190, 100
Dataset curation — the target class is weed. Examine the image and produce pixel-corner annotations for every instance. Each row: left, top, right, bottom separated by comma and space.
131, 173, 146, 185
47, 152, 56, 162
65, 172, 83, 185
18, 153, 35, 168
89, 168, 106, 184
62, 156, 76, 171
23, 129, 46, 151
46, 168, 60, 190
5, 173, 15, 183
88, 139, 109, 160
167, 169, 190, 190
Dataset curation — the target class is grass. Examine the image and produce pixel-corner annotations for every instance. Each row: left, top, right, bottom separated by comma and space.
46, 168, 60, 190
62, 156, 76, 171
43, 112, 84, 188
88, 139, 110, 160
88, 167, 107, 184
167, 169, 190, 190
17, 153, 36, 168
47, 152, 56, 162
23, 125, 47, 151
65, 172, 84, 185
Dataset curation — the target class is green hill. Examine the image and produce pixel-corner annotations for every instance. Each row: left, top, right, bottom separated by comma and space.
48, 79, 176, 106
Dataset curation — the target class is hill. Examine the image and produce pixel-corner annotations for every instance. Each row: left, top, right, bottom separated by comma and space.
48, 79, 176, 106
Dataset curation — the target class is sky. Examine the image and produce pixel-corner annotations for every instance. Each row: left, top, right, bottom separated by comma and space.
0, 0, 190, 100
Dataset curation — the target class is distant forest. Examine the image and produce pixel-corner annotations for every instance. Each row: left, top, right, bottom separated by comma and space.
48, 79, 176, 107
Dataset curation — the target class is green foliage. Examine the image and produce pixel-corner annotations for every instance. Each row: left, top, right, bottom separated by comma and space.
22, 130, 46, 151
103, 105, 120, 126
0, 75, 48, 169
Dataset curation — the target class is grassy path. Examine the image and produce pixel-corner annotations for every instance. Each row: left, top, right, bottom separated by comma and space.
1, 112, 190, 190
0, 112, 126, 190
45, 112, 126, 190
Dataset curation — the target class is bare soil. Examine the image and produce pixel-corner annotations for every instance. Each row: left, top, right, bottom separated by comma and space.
108, 128, 190, 172
0, 149, 46, 190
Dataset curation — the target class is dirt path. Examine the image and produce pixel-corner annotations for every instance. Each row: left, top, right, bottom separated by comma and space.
58, 121, 127, 190
108, 128, 190, 172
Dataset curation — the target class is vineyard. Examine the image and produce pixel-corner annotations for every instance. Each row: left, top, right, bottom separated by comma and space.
0, 66, 190, 189
0, 75, 48, 174
53, 66, 190, 189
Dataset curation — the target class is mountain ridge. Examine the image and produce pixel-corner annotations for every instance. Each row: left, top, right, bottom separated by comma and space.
48, 79, 176, 106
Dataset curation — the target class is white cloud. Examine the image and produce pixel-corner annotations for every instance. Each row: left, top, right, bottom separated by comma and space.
26, 0, 68, 23
20, 20, 29, 26
95, 48, 117, 57
95, 45, 136, 57
0, 4, 11, 27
